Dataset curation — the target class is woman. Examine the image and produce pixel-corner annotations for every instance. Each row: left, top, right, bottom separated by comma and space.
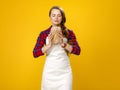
33, 6, 81, 90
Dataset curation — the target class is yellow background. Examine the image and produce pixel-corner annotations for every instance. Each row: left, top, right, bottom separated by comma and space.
0, 0, 120, 90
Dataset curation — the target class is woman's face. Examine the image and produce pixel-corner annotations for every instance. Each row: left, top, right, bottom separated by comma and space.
50, 9, 62, 26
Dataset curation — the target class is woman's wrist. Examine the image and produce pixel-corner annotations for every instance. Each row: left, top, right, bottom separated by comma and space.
61, 43, 67, 48
42, 44, 52, 53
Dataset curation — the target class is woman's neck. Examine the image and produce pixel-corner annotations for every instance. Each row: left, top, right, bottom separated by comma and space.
52, 24, 61, 27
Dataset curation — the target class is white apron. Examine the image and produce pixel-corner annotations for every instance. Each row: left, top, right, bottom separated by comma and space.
41, 37, 72, 90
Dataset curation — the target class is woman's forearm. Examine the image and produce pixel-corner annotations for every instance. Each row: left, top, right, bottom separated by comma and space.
64, 43, 72, 53
63, 43, 80, 55
42, 45, 51, 53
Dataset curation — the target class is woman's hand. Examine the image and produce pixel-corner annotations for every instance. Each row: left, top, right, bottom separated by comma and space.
47, 32, 54, 48
41, 32, 54, 53
57, 31, 64, 44
57, 31, 72, 52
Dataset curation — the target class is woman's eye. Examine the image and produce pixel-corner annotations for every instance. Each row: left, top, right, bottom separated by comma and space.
52, 14, 55, 17
58, 14, 61, 17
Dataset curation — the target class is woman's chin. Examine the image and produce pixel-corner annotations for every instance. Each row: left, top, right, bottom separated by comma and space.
53, 23, 61, 26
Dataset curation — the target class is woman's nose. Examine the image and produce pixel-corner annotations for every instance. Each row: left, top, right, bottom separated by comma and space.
55, 16, 58, 19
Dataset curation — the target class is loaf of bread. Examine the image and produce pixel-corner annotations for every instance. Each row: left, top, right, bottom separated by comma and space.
51, 26, 61, 44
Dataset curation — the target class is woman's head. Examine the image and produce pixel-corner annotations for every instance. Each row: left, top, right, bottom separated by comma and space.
49, 6, 66, 26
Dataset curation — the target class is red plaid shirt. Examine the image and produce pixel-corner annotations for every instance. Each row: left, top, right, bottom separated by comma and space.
33, 26, 81, 58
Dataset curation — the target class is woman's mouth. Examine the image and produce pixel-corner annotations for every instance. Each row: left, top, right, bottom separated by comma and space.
54, 20, 59, 22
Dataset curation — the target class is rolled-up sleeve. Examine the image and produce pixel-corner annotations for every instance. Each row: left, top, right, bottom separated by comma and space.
33, 32, 45, 58
69, 30, 81, 55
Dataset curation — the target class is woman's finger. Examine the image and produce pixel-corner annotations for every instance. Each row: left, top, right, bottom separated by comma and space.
48, 33, 53, 40
57, 32, 63, 39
